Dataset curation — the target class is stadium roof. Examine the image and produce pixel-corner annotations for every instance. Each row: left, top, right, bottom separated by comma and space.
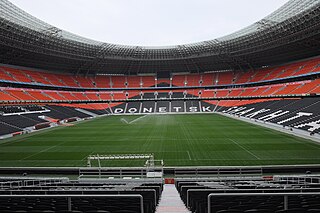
0, 0, 320, 75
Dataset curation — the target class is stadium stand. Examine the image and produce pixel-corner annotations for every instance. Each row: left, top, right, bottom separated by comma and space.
0, 56, 319, 90
0, 177, 163, 213
219, 97, 320, 134
176, 176, 320, 213
1, 0, 320, 212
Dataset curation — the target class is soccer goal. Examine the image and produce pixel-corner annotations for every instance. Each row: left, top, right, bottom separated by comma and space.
87, 153, 158, 167
82, 153, 164, 179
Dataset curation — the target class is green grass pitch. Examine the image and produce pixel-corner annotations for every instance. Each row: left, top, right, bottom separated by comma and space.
1, 114, 320, 167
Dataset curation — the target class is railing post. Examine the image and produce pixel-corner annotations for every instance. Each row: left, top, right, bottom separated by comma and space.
187, 190, 189, 207
284, 195, 288, 210
139, 195, 144, 213
208, 194, 211, 213
68, 197, 72, 211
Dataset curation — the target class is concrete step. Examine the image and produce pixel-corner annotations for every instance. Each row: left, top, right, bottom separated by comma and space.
156, 184, 190, 213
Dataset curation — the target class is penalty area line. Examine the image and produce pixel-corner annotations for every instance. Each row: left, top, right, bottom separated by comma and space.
129, 114, 148, 124
187, 151, 192, 160
120, 118, 129, 124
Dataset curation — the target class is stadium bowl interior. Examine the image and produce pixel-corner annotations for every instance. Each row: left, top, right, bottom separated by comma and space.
0, 0, 320, 212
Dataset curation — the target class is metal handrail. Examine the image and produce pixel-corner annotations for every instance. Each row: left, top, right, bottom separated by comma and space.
0, 194, 144, 213
207, 192, 320, 213
174, 167, 263, 177
187, 188, 320, 207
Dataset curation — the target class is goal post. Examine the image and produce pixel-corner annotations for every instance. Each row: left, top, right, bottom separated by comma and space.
84, 153, 164, 179
87, 153, 157, 168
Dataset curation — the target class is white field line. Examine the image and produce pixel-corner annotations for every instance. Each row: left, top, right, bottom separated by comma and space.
194, 158, 320, 160
228, 138, 261, 160
81, 150, 95, 161
120, 118, 129, 124
187, 151, 192, 160
129, 114, 148, 124
20, 141, 66, 161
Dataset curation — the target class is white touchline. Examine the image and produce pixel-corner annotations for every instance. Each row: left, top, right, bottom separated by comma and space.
129, 114, 148, 124
228, 138, 261, 160
187, 151, 192, 160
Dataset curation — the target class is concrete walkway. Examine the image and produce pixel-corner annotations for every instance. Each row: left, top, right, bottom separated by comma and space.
156, 184, 191, 213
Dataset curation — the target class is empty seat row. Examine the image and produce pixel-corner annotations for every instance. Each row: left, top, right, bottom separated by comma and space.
1, 56, 319, 89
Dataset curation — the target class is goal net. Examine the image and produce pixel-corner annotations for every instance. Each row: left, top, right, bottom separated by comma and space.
82, 153, 164, 179
87, 153, 157, 167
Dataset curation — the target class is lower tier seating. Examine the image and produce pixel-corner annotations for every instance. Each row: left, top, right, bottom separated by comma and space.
0, 177, 163, 213
0, 105, 94, 136
220, 97, 320, 134
176, 176, 320, 213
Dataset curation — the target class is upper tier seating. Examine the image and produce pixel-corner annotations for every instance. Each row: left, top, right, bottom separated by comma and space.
1, 78, 319, 104
1, 57, 319, 89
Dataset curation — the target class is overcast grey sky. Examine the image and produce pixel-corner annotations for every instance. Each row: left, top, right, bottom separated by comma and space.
10, 0, 289, 46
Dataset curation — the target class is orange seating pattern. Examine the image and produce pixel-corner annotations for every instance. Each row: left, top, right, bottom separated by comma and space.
1, 56, 320, 90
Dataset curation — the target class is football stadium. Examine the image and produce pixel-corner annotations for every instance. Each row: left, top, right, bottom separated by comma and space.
0, 0, 320, 212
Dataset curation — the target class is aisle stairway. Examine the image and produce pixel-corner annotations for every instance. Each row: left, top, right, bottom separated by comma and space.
156, 184, 191, 213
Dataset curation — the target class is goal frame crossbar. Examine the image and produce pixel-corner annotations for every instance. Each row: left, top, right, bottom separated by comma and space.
87, 154, 154, 168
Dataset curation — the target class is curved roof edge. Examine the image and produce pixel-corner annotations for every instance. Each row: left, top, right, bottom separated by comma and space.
1, 0, 317, 48
1, 0, 320, 74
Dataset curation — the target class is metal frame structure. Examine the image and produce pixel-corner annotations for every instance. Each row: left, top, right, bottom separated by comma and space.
0, 0, 320, 74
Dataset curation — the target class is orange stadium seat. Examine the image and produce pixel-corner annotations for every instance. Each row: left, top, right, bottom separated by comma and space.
75, 76, 94, 88
85, 92, 100, 100
141, 76, 156, 87
127, 76, 141, 88
172, 75, 186, 86
201, 73, 215, 86
2, 67, 32, 83
186, 74, 201, 86
111, 76, 126, 88
98, 92, 112, 100
112, 92, 127, 100
0, 67, 17, 81
274, 83, 301, 95
92, 76, 108, 88
0, 89, 18, 101
28, 90, 52, 101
